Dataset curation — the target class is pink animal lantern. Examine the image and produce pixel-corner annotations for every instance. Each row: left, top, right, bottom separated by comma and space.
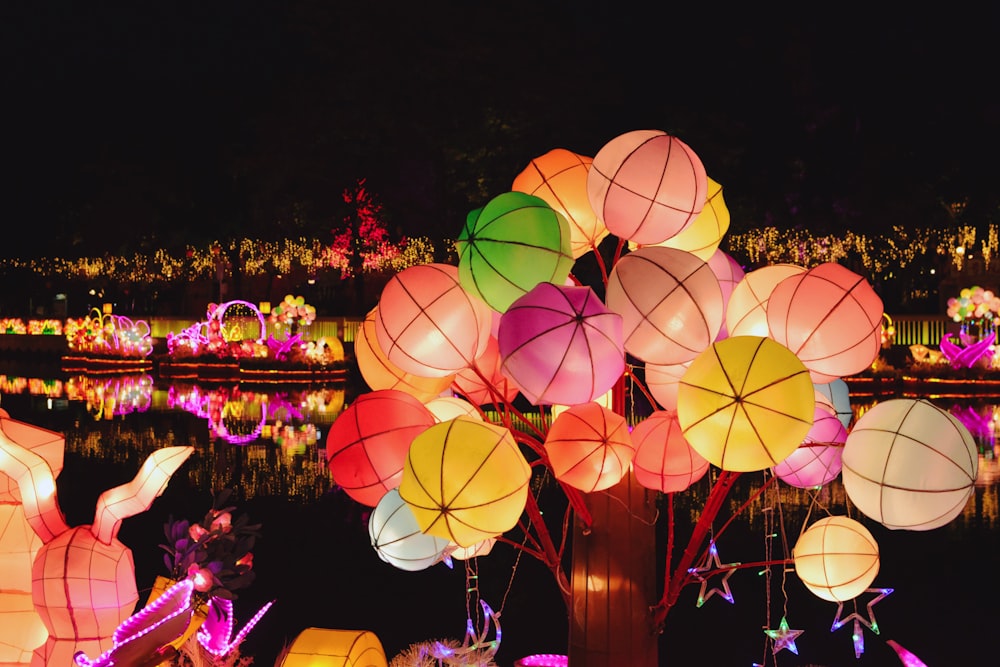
587, 130, 708, 245
543, 402, 634, 493
605, 246, 723, 365
773, 406, 847, 488
630, 411, 709, 493
375, 263, 492, 378
326, 390, 436, 508
451, 335, 520, 406
499, 283, 624, 406
725, 264, 806, 338
766, 262, 884, 383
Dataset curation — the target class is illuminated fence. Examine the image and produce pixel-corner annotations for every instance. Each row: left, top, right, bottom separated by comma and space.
889, 315, 951, 346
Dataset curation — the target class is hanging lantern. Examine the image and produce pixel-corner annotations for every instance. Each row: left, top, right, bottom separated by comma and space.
544, 402, 633, 493
814, 378, 854, 430
451, 335, 520, 406
368, 489, 450, 572
499, 283, 624, 406
644, 361, 691, 411
399, 417, 530, 548
842, 399, 977, 530
725, 264, 807, 338
605, 246, 723, 365
279, 628, 388, 667
631, 411, 709, 493
326, 390, 436, 508
773, 406, 847, 488
633, 177, 730, 262
512, 148, 609, 259
375, 263, 492, 378
706, 249, 745, 340
677, 336, 815, 472
793, 516, 880, 602
425, 396, 482, 423
457, 191, 574, 313
766, 262, 884, 383
587, 130, 708, 245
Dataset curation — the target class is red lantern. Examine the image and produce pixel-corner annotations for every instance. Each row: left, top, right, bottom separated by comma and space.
631, 411, 709, 493
544, 402, 633, 493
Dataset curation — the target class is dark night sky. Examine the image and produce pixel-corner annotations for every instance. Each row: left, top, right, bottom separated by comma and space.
3, 2, 999, 258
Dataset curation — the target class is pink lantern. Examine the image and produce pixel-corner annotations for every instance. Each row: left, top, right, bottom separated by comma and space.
605, 246, 723, 365
543, 402, 633, 493
773, 406, 847, 488
451, 335, 520, 406
725, 264, 806, 338
587, 130, 708, 245
499, 283, 624, 406
644, 361, 691, 411
631, 411, 709, 493
656, 177, 730, 260
766, 262, 884, 383
706, 249, 745, 340
326, 390, 436, 507
375, 263, 491, 378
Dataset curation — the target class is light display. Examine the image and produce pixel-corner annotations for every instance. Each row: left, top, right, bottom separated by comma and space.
792, 516, 879, 602
543, 402, 633, 493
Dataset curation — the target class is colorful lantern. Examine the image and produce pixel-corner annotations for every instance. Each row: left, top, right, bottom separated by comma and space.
706, 249, 745, 340
842, 399, 978, 530
793, 516, 880, 602
448, 537, 496, 561
677, 336, 815, 472
326, 390, 436, 508
451, 335, 520, 406
543, 402, 633, 493
425, 396, 482, 423
766, 262, 884, 383
457, 191, 574, 313
587, 130, 708, 245
368, 489, 450, 572
279, 628, 388, 667
512, 148, 609, 259
725, 263, 806, 338
657, 177, 730, 260
814, 378, 853, 430
773, 406, 847, 488
644, 361, 691, 411
630, 411, 709, 493
375, 263, 491, 378
605, 246, 723, 365
499, 282, 624, 406
399, 417, 530, 547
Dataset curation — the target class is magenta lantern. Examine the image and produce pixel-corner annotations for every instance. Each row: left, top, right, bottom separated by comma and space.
725, 264, 806, 338
773, 406, 847, 488
499, 283, 624, 406
375, 263, 492, 378
631, 410, 709, 493
605, 246, 723, 365
766, 262, 884, 383
543, 402, 633, 493
587, 130, 708, 245
451, 335, 520, 406
326, 390, 436, 507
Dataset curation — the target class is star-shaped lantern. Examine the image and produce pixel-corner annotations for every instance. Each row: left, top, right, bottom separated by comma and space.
688, 541, 740, 607
764, 616, 803, 655
831, 587, 893, 658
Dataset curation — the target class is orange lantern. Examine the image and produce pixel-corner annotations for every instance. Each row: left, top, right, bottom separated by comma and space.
544, 402, 633, 493
793, 516, 879, 602
368, 489, 450, 571
587, 130, 708, 245
725, 264, 806, 338
326, 390, 436, 508
399, 417, 530, 547
631, 411, 709, 493
451, 335, 520, 406
279, 628, 388, 667
773, 406, 846, 488
605, 246, 723, 365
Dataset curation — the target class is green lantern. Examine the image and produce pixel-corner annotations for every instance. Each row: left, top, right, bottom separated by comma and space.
457, 191, 574, 313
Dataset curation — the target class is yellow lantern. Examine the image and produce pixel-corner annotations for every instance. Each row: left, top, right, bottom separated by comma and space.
725, 263, 806, 338
793, 516, 879, 602
280, 628, 387, 667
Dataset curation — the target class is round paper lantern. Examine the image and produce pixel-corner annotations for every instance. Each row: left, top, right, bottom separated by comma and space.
725, 264, 807, 338
677, 336, 815, 472
499, 283, 624, 406
326, 390, 436, 507
456, 191, 574, 313
368, 489, 450, 572
279, 628, 388, 667
448, 537, 496, 561
587, 130, 708, 245
842, 398, 978, 530
451, 335, 520, 406
425, 396, 482, 423
512, 148, 609, 259
543, 402, 633, 493
399, 417, 531, 548
354, 307, 455, 402
658, 177, 730, 260
773, 406, 847, 488
631, 411, 709, 493
375, 263, 492, 377
706, 249, 745, 340
793, 516, 879, 602
814, 378, 853, 430
605, 246, 723, 365
766, 262, 884, 383
645, 361, 691, 411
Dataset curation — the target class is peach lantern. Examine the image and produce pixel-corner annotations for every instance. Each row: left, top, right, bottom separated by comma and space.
677, 336, 815, 472
766, 262, 884, 383
543, 402, 633, 493
630, 410, 709, 493
375, 263, 492, 378
499, 283, 624, 406
279, 628, 388, 667
326, 389, 436, 508
424, 396, 482, 423
706, 248, 745, 340
793, 516, 880, 602
644, 361, 691, 411
399, 417, 530, 548
656, 177, 731, 260
451, 335, 520, 406
587, 130, 708, 245
605, 246, 723, 365
773, 406, 847, 488
512, 148, 609, 259
457, 191, 574, 313
842, 398, 978, 530
725, 263, 807, 338
368, 489, 450, 571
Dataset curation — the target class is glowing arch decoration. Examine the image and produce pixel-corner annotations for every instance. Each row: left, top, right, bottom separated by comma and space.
543, 402, 633, 493
793, 515, 879, 602
279, 628, 388, 667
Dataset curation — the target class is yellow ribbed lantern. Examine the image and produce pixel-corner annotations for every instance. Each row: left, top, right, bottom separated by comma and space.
279, 628, 387, 667
793, 516, 880, 602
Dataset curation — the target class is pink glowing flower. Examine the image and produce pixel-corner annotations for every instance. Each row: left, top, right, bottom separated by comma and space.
210, 511, 232, 533
188, 523, 209, 541
187, 565, 214, 592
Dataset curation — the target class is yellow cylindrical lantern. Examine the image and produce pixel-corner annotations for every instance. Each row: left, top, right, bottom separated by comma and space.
793, 516, 879, 602
630, 411, 709, 493
725, 264, 806, 338
368, 489, 450, 571
279, 628, 388, 667
544, 402, 633, 493
399, 417, 530, 547
677, 336, 815, 472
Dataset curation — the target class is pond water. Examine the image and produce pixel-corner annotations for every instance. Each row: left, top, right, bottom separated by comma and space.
0, 367, 997, 666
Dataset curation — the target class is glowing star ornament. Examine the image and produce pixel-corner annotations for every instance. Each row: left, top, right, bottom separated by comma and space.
831, 587, 893, 636
764, 616, 803, 655
687, 542, 739, 607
